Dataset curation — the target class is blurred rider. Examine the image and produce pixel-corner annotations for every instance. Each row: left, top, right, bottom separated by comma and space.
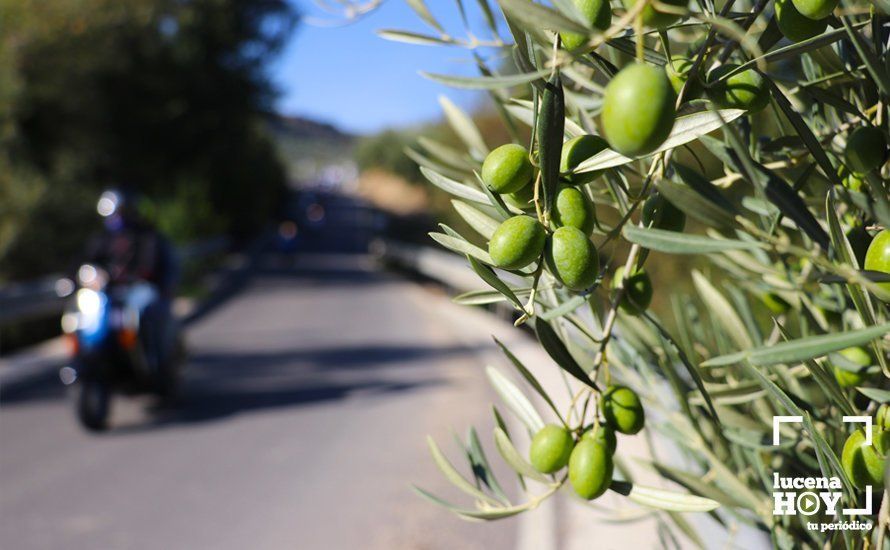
87, 189, 178, 374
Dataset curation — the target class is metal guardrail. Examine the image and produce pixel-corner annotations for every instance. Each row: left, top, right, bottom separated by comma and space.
0, 237, 230, 325
375, 239, 481, 293
374, 238, 530, 326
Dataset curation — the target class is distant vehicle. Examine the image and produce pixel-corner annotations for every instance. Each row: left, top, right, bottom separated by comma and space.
59, 263, 185, 431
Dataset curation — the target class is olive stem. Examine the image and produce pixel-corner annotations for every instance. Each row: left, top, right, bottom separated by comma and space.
588, 155, 663, 386
532, 171, 544, 224
515, 260, 545, 326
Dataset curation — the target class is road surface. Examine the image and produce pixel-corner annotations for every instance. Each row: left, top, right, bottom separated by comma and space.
0, 194, 520, 550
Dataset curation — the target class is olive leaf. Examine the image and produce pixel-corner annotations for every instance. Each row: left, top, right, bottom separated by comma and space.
496, 0, 589, 35
485, 366, 546, 432
504, 99, 585, 138
466, 427, 511, 504
493, 337, 562, 419
534, 319, 597, 389
825, 192, 888, 377
537, 73, 565, 215
377, 30, 454, 46
671, 163, 737, 216
453, 287, 532, 305
493, 427, 551, 484
702, 323, 890, 367
439, 95, 489, 159
452, 200, 501, 239
413, 486, 533, 520
421, 167, 489, 204
691, 271, 752, 350
609, 481, 720, 513
573, 109, 747, 173
468, 256, 524, 309
405, 0, 444, 33
426, 436, 505, 507
421, 68, 550, 90
622, 226, 765, 254
857, 388, 890, 403
419, 137, 474, 170
429, 232, 493, 264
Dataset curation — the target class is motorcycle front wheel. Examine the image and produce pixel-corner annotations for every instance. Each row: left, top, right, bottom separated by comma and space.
76, 380, 110, 431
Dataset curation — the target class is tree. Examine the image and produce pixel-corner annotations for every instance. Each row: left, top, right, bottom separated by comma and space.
0, 0, 297, 279
377, 0, 890, 547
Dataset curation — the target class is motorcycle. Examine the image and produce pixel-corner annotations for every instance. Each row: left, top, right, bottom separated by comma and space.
59, 264, 184, 431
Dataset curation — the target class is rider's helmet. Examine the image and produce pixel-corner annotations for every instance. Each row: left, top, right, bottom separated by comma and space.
96, 188, 140, 231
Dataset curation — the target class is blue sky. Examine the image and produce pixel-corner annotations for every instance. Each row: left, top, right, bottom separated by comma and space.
272, 1, 498, 135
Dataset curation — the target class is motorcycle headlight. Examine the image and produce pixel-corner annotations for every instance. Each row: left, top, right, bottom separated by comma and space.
76, 288, 102, 317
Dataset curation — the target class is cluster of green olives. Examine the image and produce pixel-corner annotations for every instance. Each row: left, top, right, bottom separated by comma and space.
528, 385, 645, 499
482, 139, 604, 292
841, 404, 890, 490
482, 139, 689, 304
558, 0, 863, 160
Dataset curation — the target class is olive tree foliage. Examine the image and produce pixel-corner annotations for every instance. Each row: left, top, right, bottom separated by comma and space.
354, 0, 887, 546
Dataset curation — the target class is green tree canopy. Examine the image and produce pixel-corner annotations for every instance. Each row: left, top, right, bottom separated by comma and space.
0, 0, 297, 279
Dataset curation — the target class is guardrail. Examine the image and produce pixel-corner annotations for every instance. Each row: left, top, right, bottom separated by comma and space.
0, 237, 230, 326
374, 238, 529, 324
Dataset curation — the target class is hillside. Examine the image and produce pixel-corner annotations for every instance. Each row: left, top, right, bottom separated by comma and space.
268, 115, 355, 183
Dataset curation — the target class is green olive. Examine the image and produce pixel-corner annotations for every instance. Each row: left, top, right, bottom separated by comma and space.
552, 185, 596, 235
776, 0, 828, 42
791, 0, 838, 20
664, 55, 700, 97
611, 266, 653, 315
845, 126, 888, 176
546, 226, 599, 291
560, 134, 609, 185
568, 438, 613, 500
843, 172, 865, 192
583, 423, 617, 455
641, 193, 686, 232
865, 229, 890, 297
504, 182, 536, 211
621, 0, 687, 29
601, 385, 645, 435
560, 0, 611, 50
481, 144, 533, 194
529, 423, 575, 473
488, 216, 546, 270
602, 64, 676, 157
762, 292, 791, 315
706, 65, 770, 113
833, 367, 868, 389
834, 347, 872, 388
842, 429, 886, 489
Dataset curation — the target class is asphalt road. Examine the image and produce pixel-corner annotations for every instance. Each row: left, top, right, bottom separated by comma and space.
0, 194, 519, 550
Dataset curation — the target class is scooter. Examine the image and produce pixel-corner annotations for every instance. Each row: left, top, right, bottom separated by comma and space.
59, 264, 183, 431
